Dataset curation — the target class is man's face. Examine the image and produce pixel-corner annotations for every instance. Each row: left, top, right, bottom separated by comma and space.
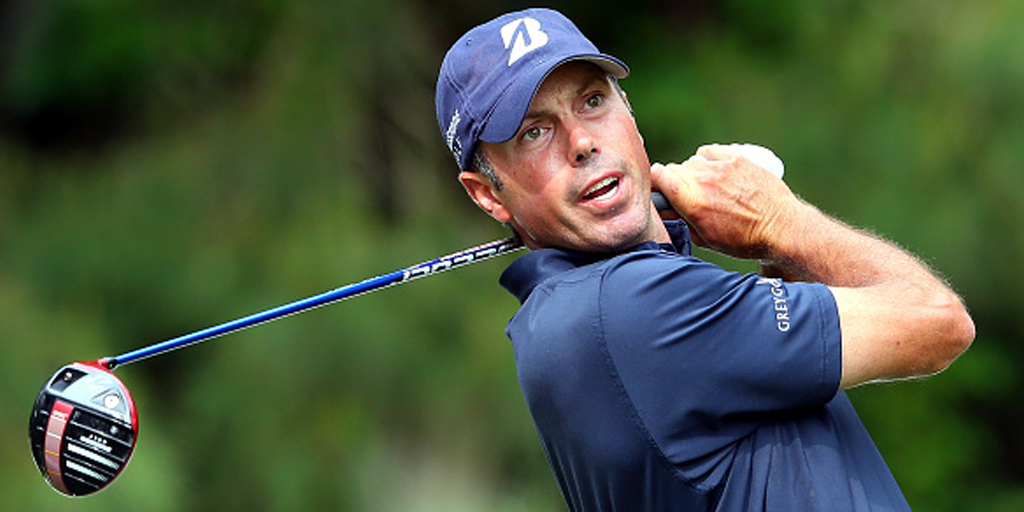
461, 62, 663, 252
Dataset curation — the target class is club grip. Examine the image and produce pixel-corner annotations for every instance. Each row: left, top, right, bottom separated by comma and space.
652, 192, 672, 212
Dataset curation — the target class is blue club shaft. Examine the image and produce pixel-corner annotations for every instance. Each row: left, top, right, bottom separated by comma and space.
104, 237, 522, 369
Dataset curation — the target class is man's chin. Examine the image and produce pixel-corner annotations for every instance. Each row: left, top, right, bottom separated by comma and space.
576, 217, 655, 253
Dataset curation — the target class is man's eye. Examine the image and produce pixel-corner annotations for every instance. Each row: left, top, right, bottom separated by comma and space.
522, 126, 544, 141
585, 94, 604, 109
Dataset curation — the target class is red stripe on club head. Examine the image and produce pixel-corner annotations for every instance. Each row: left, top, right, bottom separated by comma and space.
44, 400, 74, 495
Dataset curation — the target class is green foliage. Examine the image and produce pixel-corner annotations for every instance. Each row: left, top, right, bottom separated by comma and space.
2, 0, 1022, 510
3, 0, 284, 118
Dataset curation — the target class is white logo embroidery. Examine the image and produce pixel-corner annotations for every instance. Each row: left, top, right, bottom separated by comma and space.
756, 277, 791, 332
445, 109, 462, 162
500, 17, 549, 66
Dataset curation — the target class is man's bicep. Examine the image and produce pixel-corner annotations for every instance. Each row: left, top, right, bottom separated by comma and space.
830, 285, 952, 389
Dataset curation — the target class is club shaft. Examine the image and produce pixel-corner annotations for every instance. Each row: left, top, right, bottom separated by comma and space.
105, 191, 675, 369
105, 237, 522, 369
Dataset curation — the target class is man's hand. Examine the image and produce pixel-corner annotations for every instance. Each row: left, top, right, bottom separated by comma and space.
650, 144, 801, 260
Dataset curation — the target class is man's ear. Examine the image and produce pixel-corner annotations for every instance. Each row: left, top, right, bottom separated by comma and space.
459, 171, 513, 223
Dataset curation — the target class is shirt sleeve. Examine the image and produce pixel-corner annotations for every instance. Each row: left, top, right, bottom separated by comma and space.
597, 251, 843, 477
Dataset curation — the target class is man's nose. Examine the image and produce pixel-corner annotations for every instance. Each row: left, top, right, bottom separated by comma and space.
569, 124, 598, 164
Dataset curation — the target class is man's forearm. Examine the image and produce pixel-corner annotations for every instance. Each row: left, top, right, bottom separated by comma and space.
759, 200, 933, 288
763, 200, 975, 387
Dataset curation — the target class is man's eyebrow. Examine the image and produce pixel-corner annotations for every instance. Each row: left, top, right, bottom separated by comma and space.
522, 74, 610, 122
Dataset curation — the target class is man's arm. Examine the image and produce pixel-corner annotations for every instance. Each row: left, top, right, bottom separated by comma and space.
650, 145, 975, 389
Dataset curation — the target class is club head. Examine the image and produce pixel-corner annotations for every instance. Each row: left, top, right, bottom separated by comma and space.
28, 360, 138, 497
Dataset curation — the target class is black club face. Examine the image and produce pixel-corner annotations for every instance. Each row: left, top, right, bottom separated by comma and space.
28, 362, 138, 497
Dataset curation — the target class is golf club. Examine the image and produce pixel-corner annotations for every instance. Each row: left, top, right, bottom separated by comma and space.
29, 236, 521, 497
28, 143, 784, 497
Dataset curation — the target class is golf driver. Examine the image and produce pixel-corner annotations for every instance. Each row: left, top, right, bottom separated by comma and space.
29, 143, 784, 497
29, 360, 138, 497
29, 236, 521, 497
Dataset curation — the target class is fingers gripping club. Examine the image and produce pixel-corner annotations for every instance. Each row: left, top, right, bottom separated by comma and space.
651, 144, 785, 212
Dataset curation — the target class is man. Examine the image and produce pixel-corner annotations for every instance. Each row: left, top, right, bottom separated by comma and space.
435, 8, 974, 511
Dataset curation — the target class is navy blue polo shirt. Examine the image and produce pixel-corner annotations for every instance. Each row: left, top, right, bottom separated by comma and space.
499, 221, 910, 512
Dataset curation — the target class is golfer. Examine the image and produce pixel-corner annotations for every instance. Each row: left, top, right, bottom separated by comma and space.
436, 8, 974, 511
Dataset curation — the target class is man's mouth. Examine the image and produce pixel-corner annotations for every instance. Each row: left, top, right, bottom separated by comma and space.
581, 177, 620, 202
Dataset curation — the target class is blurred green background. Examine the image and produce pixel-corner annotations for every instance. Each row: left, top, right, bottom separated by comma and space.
2, 0, 1022, 510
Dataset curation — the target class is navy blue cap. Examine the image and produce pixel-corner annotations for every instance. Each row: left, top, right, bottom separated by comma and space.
436, 8, 629, 172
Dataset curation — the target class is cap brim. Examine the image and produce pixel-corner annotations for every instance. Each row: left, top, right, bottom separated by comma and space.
478, 54, 629, 145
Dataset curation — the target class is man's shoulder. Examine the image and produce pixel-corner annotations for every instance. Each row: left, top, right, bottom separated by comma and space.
597, 249, 742, 300
499, 244, 652, 298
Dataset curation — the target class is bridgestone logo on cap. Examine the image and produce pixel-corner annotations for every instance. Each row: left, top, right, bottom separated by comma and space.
501, 17, 549, 66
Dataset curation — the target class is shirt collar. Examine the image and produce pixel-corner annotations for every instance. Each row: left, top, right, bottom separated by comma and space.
500, 220, 692, 304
